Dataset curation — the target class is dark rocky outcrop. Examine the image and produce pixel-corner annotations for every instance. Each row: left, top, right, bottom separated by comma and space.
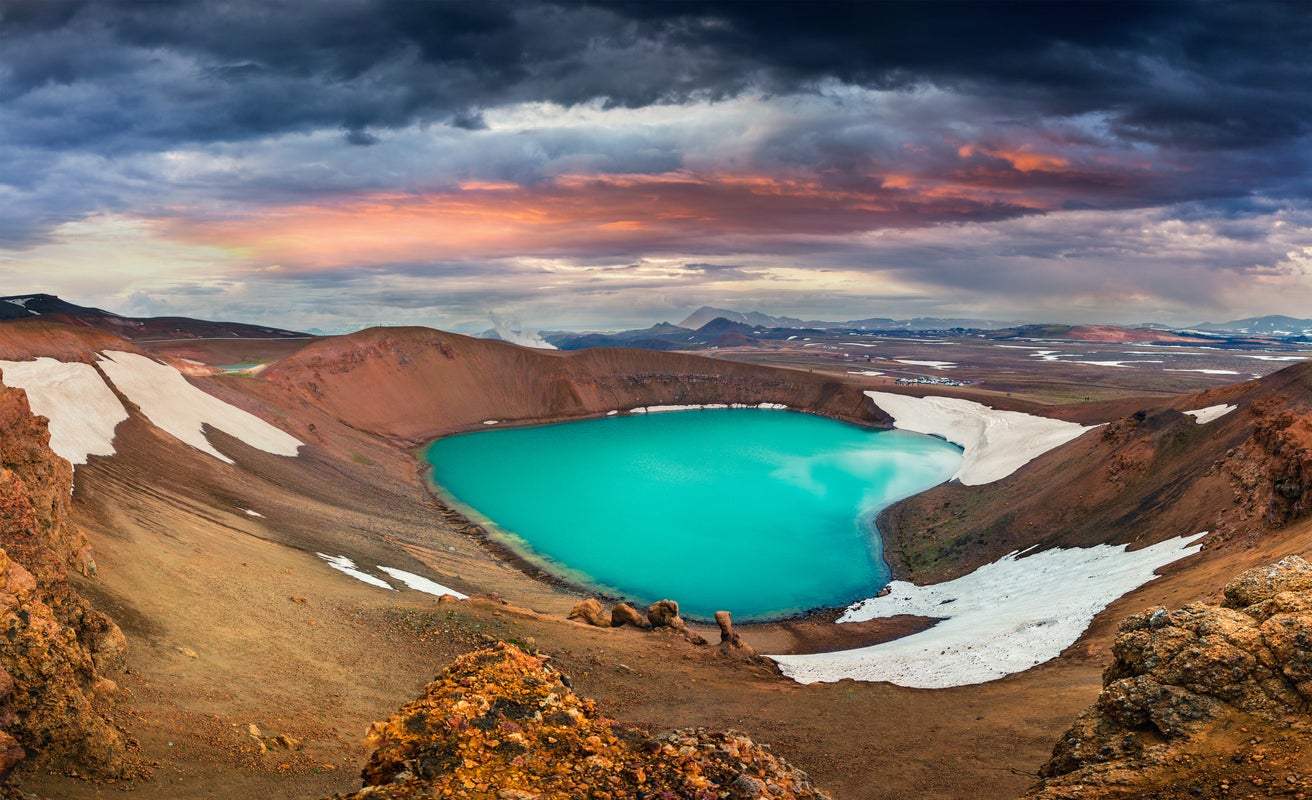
1027, 555, 1312, 798
0, 380, 132, 782
1219, 394, 1312, 527
330, 642, 831, 800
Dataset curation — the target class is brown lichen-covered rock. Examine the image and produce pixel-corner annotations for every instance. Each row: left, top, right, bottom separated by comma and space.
334, 642, 831, 800
609, 602, 648, 629
566, 598, 609, 627
647, 598, 683, 629
716, 610, 756, 657
1027, 555, 1312, 798
1222, 554, 1312, 607
0, 381, 131, 781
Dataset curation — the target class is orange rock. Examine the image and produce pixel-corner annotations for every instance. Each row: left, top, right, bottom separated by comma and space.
335, 642, 832, 800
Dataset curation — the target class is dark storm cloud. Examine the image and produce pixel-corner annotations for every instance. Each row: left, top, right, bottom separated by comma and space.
613, 0, 1312, 151
4, 0, 1309, 153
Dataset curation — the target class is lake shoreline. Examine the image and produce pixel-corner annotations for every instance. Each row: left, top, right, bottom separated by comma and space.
416, 408, 964, 652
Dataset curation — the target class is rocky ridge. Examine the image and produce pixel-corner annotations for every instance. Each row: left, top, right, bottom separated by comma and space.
330, 642, 829, 800
0, 380, 132, 785
259, 326, 885, 446
1219, 394, 1312, 528
1028, 555, 1312, 798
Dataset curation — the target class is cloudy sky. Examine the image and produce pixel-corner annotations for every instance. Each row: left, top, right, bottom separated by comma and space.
2, 0, 1311, 333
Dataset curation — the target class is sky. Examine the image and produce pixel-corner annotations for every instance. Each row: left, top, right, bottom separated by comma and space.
2, 0, 1311, 334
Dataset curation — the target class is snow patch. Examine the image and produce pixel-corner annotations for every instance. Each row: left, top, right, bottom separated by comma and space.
866, 391, 1093, 486
243, 508, 264, 518
316, 553, 393, 590
97, 351, 302, 464
847, 370, 885, 376
769, 534, 1203, 688
1070, 360, 1163, 368
1184, 404, 1238, 424
0, 358, 127, 465
4, 298, 38, 315
1166, 369, 1241, 375
482, 420, 500, 425
1244, 355, 1308, 362
377, 567, 469, 599
894, 359, 955, 369
628, 403, 785, 414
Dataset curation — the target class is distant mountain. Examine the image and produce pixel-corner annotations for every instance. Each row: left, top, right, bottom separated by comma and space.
695, 317, 761, 337
677, 306, 1021, 331
678, 307, 755, 329
538, 323, 693, 351
1191, 315, 1312, 337
0, 293, 309, 340
988, 324, 1218, 344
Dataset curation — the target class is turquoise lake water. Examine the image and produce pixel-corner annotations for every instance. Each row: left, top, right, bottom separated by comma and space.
425, 409, 963, 621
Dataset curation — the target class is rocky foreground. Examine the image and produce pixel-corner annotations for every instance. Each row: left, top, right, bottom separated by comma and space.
1029, 555, 1312, 798
329, 555, 1312, 800
328, 642, 829, 800
0, 383, 132, 786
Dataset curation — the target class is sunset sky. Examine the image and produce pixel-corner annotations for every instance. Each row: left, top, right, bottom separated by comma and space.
2, 0, 1311, 333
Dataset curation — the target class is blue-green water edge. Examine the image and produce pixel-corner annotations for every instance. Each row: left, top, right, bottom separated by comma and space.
425, 409, 963, 621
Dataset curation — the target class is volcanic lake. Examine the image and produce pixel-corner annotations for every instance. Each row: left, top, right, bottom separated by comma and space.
425, 408, 963, 621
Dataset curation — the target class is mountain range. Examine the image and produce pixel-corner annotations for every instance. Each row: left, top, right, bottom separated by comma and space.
673, 306, 1312, 339
676, 306, 1025, 331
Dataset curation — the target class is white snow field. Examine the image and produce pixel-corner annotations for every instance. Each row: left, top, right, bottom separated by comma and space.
1184, 403, 1238, 424
0, 358, 127, 464
97, 351, 302, 464
865, 391, 1094, 486
316, 553, 394, 589
377, 566, 469, 599
769, 533, 1204, 688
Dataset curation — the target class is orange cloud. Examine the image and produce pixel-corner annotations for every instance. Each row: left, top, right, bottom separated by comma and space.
155, 168, 1066, 268
957, 142, 1071, 173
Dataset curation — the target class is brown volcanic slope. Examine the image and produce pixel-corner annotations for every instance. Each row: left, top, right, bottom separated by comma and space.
881, 364, 1312, 587
256, 325, 885, 445
7, 319, 1312, 799
0, 320, 139, 362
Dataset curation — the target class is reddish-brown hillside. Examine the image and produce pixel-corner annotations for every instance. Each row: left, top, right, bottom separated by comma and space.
883, 362, 1312, 585
0, 321, 138, 362
259, 326, 885, 445
1065, 325, 1214, 344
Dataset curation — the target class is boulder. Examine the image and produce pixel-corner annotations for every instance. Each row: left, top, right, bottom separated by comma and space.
647, 599, 683, 629
1223, 555, 1312, 608
610, 602, 649, 628
1028, 554, 1312, 798
567, 598, 609, 627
